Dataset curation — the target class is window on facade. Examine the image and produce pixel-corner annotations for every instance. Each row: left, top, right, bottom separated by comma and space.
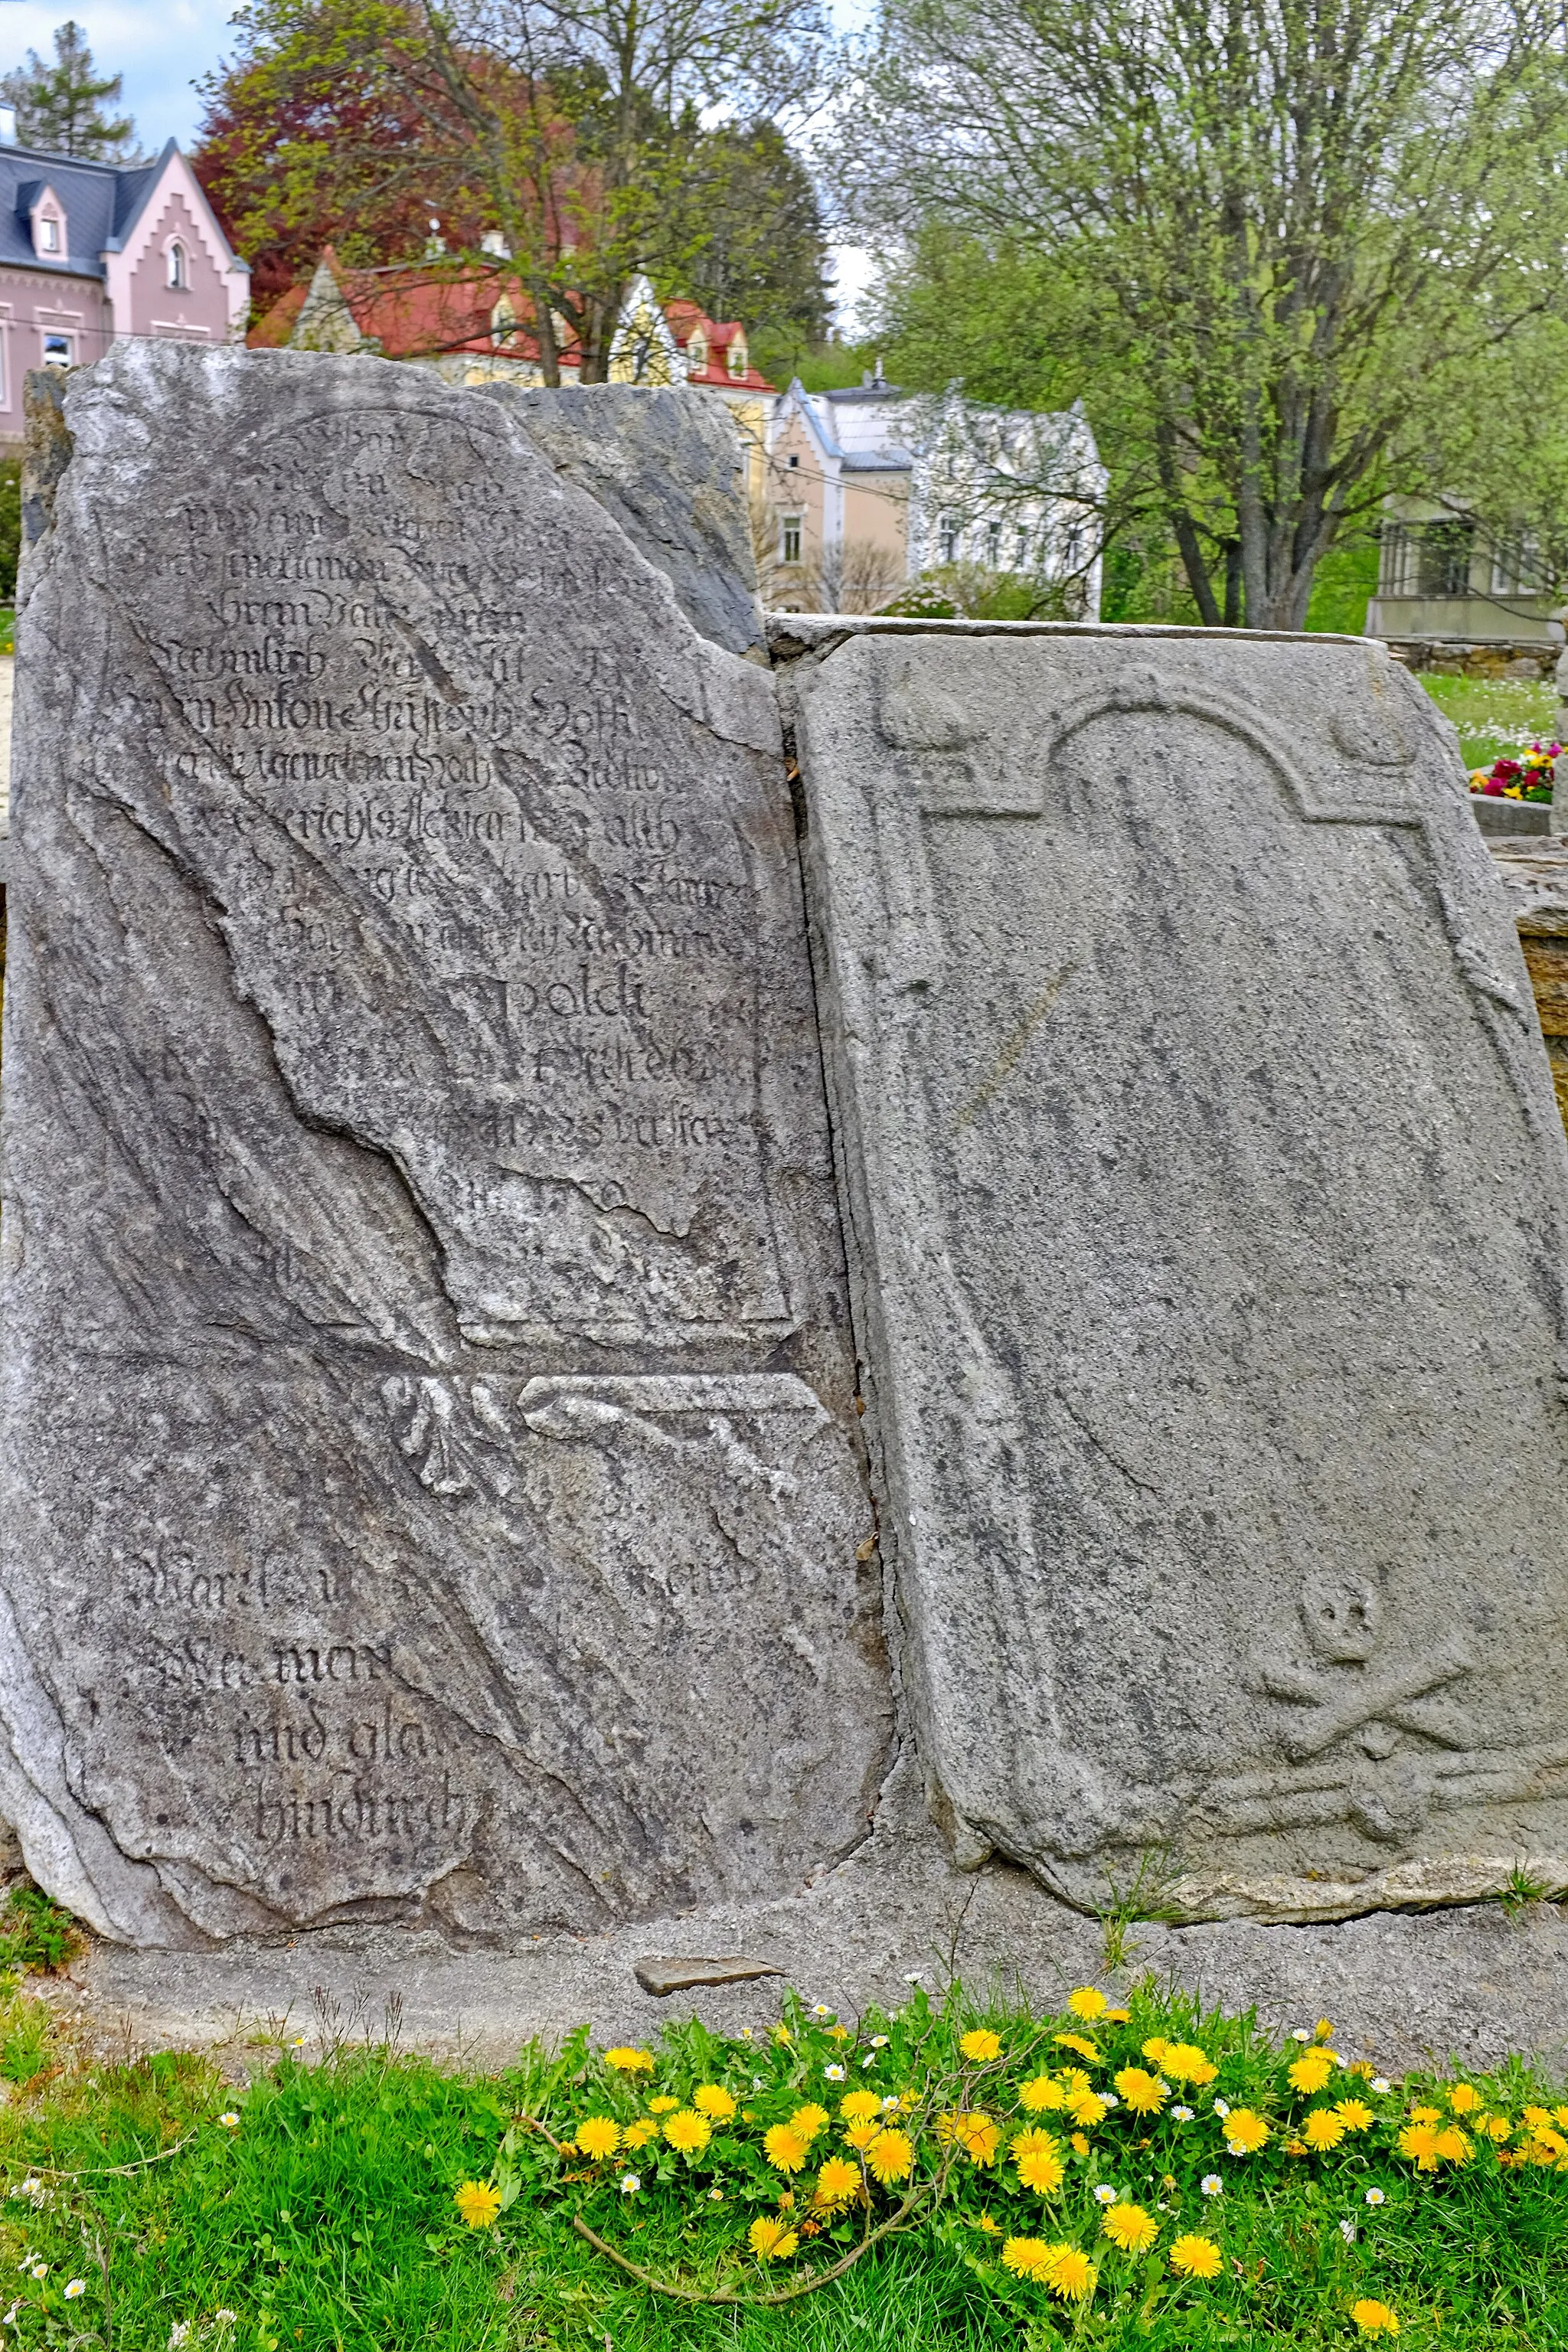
168, 241, 188, 289
939, 514, 958, 562
1415, 518, 1475, 599
38, 216, 60, 253
728, 342, 746, 377
782, 514, 803, 564
688, 335, 706, 370
1014, 525, 1029, 567
787, 452, 799, 469
1063, 524, 1083, 570
41, 332, 71, 368
985, 520, 1001, 567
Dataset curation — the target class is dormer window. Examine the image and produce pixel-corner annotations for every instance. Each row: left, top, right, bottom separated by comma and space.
25, 185, 67, 260
688, 334, 707, 371
38, 215, 59, 253
727, 341, 747, 378
168, 240, 188, 289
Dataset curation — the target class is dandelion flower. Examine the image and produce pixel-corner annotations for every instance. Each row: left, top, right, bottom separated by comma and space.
791, 2104, 831, 2142
825, 2063, 846, 2082
1163, 2043, 1218, 2087
1410, 2105, 1442, 2125
1106, 2007, 1132, 2024
814, 2156, 862, 2209
453, 2182, 501, 2230
1019, 2075, 1068, 2112
693, 2085, 737, 2122
1071, 2132, 1090, 2156
1001, 2235, 1050, 2278
764, 2125, 811, 2172
1434, 2125, 1472, 2164
1103, 2202, 1159, 2254
217, 2112, 240, 2129
1068, 1988, 1109, 2020
1314, 2018, 1334, 2042
1219, 2109, 1266, 2156
1017, 2145, 1066, 2194
976, 2212, 1000, 2235
1114, 2067, 1169, 2116
956, 2112, 1001, 2165
841, 2089, 882, 2124
1201, 2174, 1223, 2197
1041, 2244, 1097, 2301
1169, 2233, 1223, 2280
1055, 2033, 1102, 2063
574, 2116, 622, 2161
604, 2047, 654, 2073
748, 2216, 799, 2261
844, 2122, 882, 2151
1288, 2050, 1336, 2096
1365, 2187, 1386, 2206
1093, 2182, 1119, 2203
662, 2109, 711, 2155
64, 2282, 85, 2301
1305, 2110, 1347, 2151
1449, 2082, 1480, 2114
1142, 2037, 1169, 2063
864, 2128, 914, 2184
1336, 2100, 1374, 2133
1483, 2115, 1512, 2141
961, 2028, 1002, 2062
619, 2173, 641, 2194
1397, 2122, 1442, 2171
622, 2118, 658, 2149
1351, 2300, 1400, 2337
1069, 2090, 1109, 2128
648, 2096, 680, 2115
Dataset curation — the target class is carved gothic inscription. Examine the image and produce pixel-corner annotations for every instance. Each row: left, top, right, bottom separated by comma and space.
0, 348, 887, 1945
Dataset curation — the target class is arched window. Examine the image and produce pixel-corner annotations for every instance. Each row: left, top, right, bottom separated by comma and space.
168, 240, 188, 290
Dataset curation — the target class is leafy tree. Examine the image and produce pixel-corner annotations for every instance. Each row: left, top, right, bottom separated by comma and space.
196, 0, 827, 377
670, 118, 830, 340
841, 0, 1568, 627
0, 21, 136, 162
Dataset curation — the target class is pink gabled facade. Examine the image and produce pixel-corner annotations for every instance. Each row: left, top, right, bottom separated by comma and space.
0, 137, 249, 452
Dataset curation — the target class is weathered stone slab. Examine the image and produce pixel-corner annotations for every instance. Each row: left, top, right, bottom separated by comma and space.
0, 344, 887, 1946
786, 616, 1568, 1922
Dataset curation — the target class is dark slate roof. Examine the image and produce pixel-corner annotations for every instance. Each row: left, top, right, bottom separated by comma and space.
0, 137, 176, 283
823, 384, 906, 404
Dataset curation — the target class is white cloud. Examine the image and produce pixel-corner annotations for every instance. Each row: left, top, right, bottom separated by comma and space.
0, 1, 238, 150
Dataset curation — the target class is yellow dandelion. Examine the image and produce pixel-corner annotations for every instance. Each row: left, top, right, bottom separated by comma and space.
1314, 2018, 1334, 2043
1434, 2125, 1472, 2164
748, 2216, 799, 2262
1016, 2145, 1066, 2194
1555, 2108, 1568, 2129
1288, 2050, 1336, 2096
1448, 2082, 1481, 2114
1054, 2032, 1102, 2063
573, 2116, 621, 2161
1067, 1988, 1109, 2020
789, 2104, 830, 2143
1019, 2075, 1069, 2112
843, 2121, 881, 2151
961, 2028, 1002, 2062
603, 2047, 654, 2073
692, 2085, 737, 2122
864, 2128, 914, 2184
1162, 2043, 1218, 2087
1070, 2132, 1090, 2155
1224, 2109, 1269, 2154
840, 2089, 882, 2124
1142, 2036, 1170, 2063
976, 2213, 1000, 2234
1069, 2089, 1109, 2128
453, 2180, 501, 2230
1483, 2114, 1512, 2141
1304, 2109, 1346, 2151
1169, 2233, 1223, 2280
1001, 2235, 1049, 2278
1102, 2201, 1159, 2254
956, 2111, 1001, 2165
1114, 2067, 1169, 2116
772, 2025, 792, 2045
1397, 2122, 1442, 2171
1041, 2243, 1097, 2301
662, 2109, 711, 2156
1410, 2104, 1442, 2125
764, 2125, 811, 2173
622, 2118, 658, 2149
814, 2155, 862, 2209
648, 2096, 680, 2115
1351, 2300, 1400, 2337
1105, 2007, 1132, 2024
1335, 2100, 1375, 2133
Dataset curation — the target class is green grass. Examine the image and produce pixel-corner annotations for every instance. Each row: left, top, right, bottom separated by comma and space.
1417, 673, 1559, 770
0, 606, 13, 658
0, 1970, 1564, 2349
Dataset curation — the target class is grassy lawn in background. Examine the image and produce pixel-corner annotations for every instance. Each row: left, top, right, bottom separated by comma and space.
1, 1886, 1565, 2350
0, 608, 13, 658
1416, 675, 1559, 771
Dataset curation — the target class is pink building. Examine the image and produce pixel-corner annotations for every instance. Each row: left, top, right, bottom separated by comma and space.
0, 132, 249, 453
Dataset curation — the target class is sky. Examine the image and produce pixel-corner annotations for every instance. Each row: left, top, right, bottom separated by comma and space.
0, 0, 879, 331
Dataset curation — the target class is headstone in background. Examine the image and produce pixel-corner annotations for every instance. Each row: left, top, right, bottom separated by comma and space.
787, 618, 1568, 1920
0, 345, 887, 1946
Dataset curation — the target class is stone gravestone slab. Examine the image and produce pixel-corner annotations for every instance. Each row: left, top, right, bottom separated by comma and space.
0, 344, 888, 1945
787, 618, 1568, 1921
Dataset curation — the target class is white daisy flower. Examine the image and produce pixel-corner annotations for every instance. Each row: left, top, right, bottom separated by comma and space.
881, 2095, 900, 2112
1200, 2174, 1223, 2197
619, 2174, 641, 2195
861, 2053, 877, 2068
1093, 2184, 1118, 2204
903, 1971, 925, 1985
1171, 2105, 1194, 2122
1291, 2028, 1312, 2043
707, 2187, 724, 2202
871, 2035, 890, 2048
217, 2112, 240, 2129
1371, 2079, 1392, 2096
1365, 2187, 1386, 2207
64, 2282, 86, 2301
812, 2004, 834, 2018
1213, 2098, 1230, 2118
825, 2063, 845, 2081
